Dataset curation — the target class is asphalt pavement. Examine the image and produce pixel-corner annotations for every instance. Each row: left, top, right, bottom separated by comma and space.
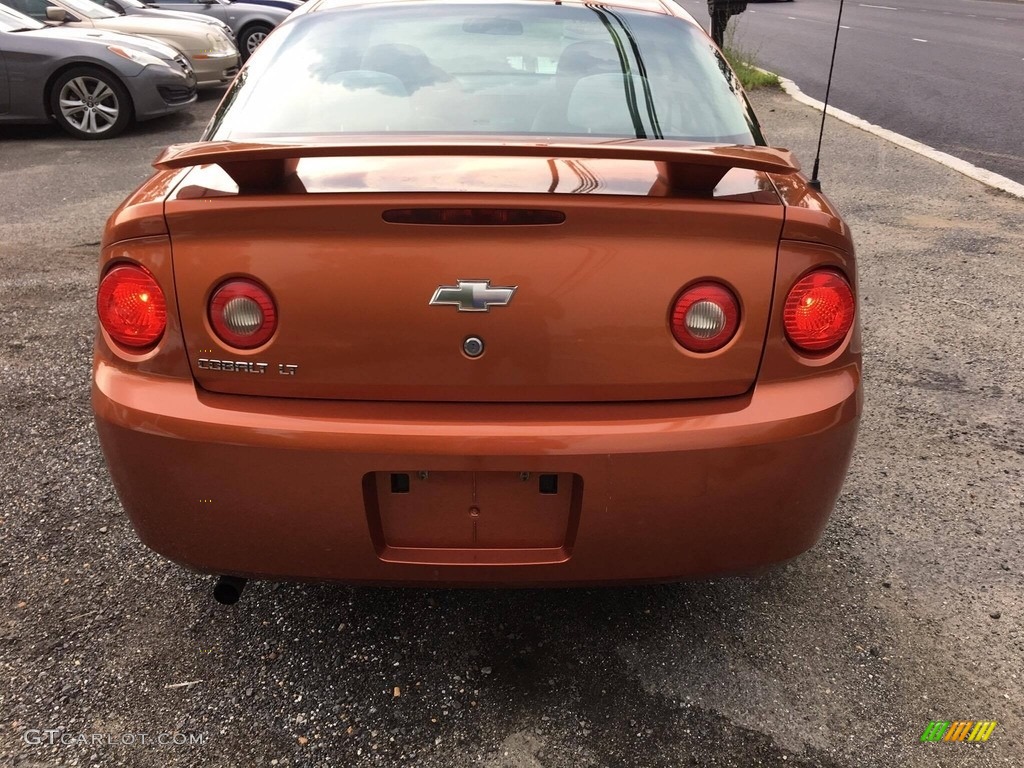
680, 0, 1024, 184
1, 87, 1022, 767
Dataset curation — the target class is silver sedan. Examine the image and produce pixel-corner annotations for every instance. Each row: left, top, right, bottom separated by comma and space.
139, 0, 299, 59
87, 0, 235, 38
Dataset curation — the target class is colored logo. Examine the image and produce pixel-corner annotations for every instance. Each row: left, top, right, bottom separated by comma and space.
920, 721, 997, 743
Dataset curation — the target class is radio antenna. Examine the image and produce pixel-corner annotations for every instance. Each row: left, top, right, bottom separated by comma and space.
809, 0, 846, 190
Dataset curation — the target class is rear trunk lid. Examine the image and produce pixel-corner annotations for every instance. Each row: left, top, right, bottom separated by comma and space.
161, 141, 791, 402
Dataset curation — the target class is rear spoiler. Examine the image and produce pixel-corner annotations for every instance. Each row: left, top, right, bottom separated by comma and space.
154, 138, 800, 195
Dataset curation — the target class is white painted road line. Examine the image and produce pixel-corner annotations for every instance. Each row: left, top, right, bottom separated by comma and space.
912, 38, 928, 42
859, 4, 899, 10
765, 72, 1024, 200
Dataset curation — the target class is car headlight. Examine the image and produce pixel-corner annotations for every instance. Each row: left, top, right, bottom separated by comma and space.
108, 45, 168, 69
201, 31, 236, 55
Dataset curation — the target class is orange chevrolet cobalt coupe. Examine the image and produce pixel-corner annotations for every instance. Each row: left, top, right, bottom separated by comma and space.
93, 0, 861, 602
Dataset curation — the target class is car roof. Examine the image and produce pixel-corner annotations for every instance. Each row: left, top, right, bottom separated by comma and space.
298, 0, 699, 25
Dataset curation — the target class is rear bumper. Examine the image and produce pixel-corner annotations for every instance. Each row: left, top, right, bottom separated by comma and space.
93, 363, 861, 585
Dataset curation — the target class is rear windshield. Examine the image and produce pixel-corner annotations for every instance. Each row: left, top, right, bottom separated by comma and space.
206, 3, 761, 144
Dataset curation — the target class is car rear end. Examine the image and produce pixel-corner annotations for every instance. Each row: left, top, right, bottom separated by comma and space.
92, 0, 860, 586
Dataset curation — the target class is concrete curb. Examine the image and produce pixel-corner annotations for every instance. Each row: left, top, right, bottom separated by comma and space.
768, 74, 1024, 200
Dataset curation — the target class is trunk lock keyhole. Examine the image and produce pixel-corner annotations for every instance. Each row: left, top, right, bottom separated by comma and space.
463, 336, 485, 358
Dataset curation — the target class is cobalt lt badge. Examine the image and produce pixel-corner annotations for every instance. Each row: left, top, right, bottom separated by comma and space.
429, 280, 516, 312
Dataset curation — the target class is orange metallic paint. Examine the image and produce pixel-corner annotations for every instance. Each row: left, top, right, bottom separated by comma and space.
369, 470, 582, 560
153, 139, 800, 195
93, 139, 861, 585
164, 191, 784, 402
93, 359, 859, 584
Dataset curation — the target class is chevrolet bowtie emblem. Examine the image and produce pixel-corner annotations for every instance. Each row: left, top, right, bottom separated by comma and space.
429, 280, 517, 312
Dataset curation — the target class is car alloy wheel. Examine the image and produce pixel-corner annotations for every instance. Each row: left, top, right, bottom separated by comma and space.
50, 67, 132, 140
61, 76, 120, 134
246, 31, 267, 53
241, 24, 272, 59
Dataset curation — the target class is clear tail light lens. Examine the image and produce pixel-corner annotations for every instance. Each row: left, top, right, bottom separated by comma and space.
670, 282, 740, 353
209, 279, 277, 349
97, 264, 167, 349
783, 270, 855, 353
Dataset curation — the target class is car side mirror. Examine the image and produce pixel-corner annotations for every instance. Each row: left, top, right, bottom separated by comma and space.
45, 7, 67, 21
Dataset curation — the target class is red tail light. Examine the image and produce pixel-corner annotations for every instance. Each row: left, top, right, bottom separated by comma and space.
97, 264, 167, 349
209, 279, 277, 349
784, 270, 855, 353
670, 282, 740, 353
